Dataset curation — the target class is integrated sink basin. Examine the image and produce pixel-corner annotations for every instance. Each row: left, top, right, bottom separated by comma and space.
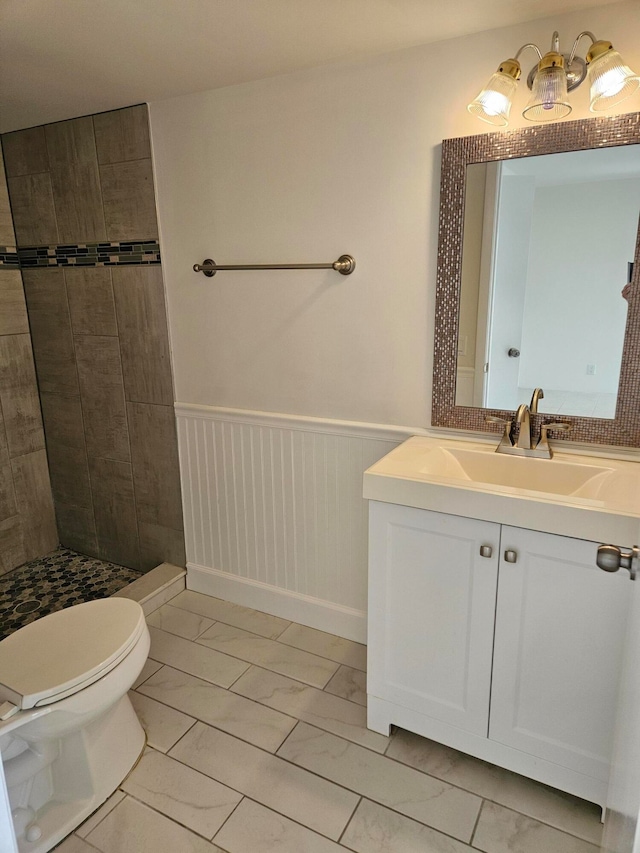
421, 446, 613, 498
363, 435, 640, 543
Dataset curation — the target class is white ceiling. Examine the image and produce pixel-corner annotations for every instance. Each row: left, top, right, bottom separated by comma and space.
0, 0, 624, 132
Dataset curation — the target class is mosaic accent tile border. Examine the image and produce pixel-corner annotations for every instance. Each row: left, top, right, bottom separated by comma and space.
0, 547, 142, 639
0, 245, 19, 267
17, 240, 161, 269
432, 111, 640, 447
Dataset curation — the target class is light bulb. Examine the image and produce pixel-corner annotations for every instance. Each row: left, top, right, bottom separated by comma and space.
587, 42, 640, 111
468, 60, 521, 126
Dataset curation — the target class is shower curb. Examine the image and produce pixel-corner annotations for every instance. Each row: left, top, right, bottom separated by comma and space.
113, 563, 186, 615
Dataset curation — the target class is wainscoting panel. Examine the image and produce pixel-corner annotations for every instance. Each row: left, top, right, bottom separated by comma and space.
175, 404, 417, 641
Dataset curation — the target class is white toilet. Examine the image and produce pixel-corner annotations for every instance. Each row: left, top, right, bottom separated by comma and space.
0, 597, 150, 853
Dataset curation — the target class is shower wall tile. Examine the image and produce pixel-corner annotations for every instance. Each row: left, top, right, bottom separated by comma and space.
65, 267, 118, 336
94, 105, 151, 165
100, 159, 158, 241
23, 268, 78, 394
0, 462, 17, 523
89, 456, 139, 569
139, 522, 186, 573
0, 270, 29, 335
1, 105, 184, 572
55, 503, 99, 558
0, 516, 25, 576
75, 335, 130, 462
2, 126, 49, 178
39, 392, 86, 450
45, 117, 106, 243
127, 402, 183, 530
0, 145, 57, 574
7, 173, 59, 245
0, 334, 45, 458
0, 406, 8, 463
47, 442, 92, 508
112, 265, 174, 405
0, 156, 15, 245
11, 449, 58, 561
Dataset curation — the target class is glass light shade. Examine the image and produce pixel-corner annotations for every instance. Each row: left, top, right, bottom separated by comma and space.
468, 71, 518, 126
522, 65, 572, 122
588, 49, 640, 111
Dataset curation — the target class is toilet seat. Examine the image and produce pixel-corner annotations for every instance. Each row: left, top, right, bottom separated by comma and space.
0, 598, 146, 710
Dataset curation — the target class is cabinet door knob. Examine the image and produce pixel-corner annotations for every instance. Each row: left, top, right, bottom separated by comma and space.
504, 549, 518, 563
479, 545, 493, 558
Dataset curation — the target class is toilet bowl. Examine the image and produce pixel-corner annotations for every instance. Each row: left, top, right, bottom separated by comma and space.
0, 598, 150, 853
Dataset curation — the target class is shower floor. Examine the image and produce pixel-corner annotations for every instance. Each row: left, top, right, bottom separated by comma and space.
0, 548, 142, 640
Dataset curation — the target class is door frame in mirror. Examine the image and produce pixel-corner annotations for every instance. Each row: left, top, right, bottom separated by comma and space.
432, 112, 640, 447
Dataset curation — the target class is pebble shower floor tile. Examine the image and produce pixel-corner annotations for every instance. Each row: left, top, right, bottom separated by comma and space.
0, 548, 142, 639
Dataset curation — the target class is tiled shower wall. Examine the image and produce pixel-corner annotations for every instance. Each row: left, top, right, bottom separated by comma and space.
0, 149, 57, 574
1, 105, 185, 572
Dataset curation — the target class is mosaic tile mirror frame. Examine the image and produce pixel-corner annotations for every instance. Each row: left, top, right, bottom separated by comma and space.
432, 111, 640, 447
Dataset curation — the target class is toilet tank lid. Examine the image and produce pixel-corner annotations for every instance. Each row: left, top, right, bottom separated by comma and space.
0, 598, 146, 710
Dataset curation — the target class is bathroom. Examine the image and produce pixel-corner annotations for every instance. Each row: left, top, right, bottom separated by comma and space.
1, 0, 640, 850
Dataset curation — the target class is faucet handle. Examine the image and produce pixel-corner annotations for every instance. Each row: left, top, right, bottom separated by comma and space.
540, 421, 571, 436
538, 421, 571, 455
486, 415, 513, 447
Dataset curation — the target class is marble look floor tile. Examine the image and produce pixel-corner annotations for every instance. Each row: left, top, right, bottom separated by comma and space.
132, 658, 163, 690
277, 723, 481, 842
76, 790, 126, 838
386, 730, 603, 845
277, 622, 367, 671
171, 590, 290, 639
55, 835, 100, 853
213, 797, 344, 853
170, 722, 359, 840
342, 798, 474, 853
149, 625, 249, 687
122, 748, 242, 839
147, 603, 215, 640
473, 802, 600, 853
196, 622, 339, 688
232, 666, 388, 752
85, 795, 221, 853
128, 689, 196, 752
138, 665, 296, 751
324, 664, 367, 706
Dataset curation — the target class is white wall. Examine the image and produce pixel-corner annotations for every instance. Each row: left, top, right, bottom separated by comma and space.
485, 174, 536, 410
519, 178, 640, 393
150, 0, 640, 428
149, 1, 640, 636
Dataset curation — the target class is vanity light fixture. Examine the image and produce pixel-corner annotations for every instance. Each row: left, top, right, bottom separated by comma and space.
468, 31, 639, 126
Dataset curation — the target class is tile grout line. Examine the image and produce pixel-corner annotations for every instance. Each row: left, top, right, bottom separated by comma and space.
469, 797, 485, 849
167, 597, 367, 673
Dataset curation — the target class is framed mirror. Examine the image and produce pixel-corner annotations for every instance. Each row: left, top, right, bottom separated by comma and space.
432, 112, 640, 447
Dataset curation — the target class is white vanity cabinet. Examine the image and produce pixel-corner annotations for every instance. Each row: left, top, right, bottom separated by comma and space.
367, 500, 630, 806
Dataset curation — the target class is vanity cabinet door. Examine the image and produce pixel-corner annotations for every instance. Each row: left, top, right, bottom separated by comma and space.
367, 502, 500, 736
489, 526, 630, 783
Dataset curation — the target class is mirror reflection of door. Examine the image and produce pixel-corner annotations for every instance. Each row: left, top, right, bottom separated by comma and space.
456, 146, 640, 419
